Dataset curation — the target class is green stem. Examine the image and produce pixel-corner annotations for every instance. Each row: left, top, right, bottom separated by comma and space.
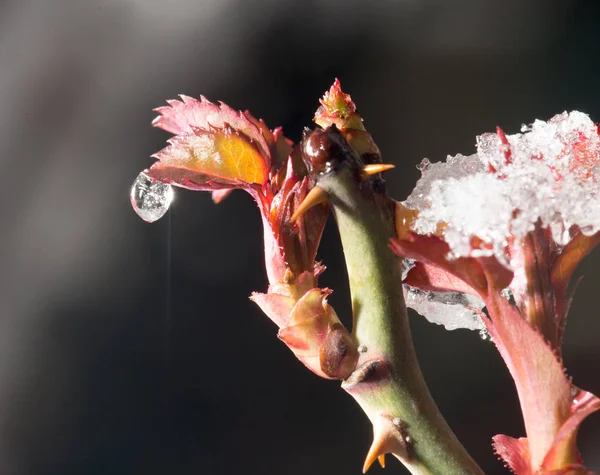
319, 167, 483, 475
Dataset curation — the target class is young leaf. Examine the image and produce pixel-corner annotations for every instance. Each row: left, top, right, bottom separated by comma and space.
147, 126, 268, 191
153, 94, 271, 160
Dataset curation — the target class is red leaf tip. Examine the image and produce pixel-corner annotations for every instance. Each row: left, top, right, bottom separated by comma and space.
319, 78, 356, 115
314, 79, 363, 130
151, 94, 271, 163
493, 435, 530, 474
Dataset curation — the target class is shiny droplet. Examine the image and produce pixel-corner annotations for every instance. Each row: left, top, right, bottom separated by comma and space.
479, 328, 491, 341
130, 172, 173, 223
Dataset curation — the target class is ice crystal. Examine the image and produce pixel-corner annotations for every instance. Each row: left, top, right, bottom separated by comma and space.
406, 111, 600, 262
404, 287, 486, 331
402, 111, 600, 331
130, 172, 173, 223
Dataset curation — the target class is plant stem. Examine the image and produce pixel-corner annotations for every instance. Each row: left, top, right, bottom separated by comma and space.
319, 167, 483, 475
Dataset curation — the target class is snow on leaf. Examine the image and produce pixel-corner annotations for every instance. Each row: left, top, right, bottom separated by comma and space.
146, 126, 268, 191
405, 154, 486, 212
397, 110, 600, 469
406, 112, 600, 263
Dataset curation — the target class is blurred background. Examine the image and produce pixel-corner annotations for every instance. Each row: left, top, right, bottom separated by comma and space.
1, 0, 599, 474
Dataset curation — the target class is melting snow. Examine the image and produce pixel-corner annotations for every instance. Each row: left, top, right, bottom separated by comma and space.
403, 111, 600, 331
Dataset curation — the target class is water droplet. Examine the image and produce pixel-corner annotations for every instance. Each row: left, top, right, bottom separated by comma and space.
358, 345, 368, 353
479, 328, 491, 341
392, 417, 403, 427
130, 172, 173, 223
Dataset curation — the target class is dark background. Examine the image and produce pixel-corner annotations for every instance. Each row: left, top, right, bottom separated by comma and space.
1, 0, 599, 474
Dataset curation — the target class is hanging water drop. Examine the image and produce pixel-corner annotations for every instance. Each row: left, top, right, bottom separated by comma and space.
479, 328, 491, 341
130, 171, 173, 223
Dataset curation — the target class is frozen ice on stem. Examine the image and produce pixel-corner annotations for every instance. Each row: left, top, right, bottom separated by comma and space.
401, 259, 486, 333
404, 287, 486, 331
130, 171, 174, 223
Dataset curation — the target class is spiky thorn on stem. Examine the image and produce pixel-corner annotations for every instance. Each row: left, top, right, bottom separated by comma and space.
290, 162, 394, 223
297, 126, 483, 475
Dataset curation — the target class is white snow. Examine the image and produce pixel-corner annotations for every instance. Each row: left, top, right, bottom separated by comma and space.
404, 287, 486, 331
406, 111, 600, 261
403, 111, 600, 331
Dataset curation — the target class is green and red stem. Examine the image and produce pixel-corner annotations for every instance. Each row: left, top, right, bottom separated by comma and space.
317, 163, 482, 474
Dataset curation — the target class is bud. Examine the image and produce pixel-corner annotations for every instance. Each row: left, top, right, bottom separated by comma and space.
253, 285, 358, 380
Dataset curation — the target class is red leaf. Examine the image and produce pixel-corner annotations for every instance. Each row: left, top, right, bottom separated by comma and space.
485, 292, 572, 471
267, 168, 328, 279
541, 389, 600, 471
250, 292, 296, 328
273, 288, 351, 379
552, 229, 600, 295
390, 233, 513, 298
551, 229, 600, 344
147, 126, 269, 191
314, 79, 364, 131
493, 435, 531, 475
404, 261, 482, 296
153, 94, 271, 161
243, 112, 296, 173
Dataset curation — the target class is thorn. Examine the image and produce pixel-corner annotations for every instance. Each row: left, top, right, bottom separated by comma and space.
290, 186, 328, 222
362, 445, 380, 473
361, 163, 395, 180
362, 424, 392, 473
362, 413, 410, 473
